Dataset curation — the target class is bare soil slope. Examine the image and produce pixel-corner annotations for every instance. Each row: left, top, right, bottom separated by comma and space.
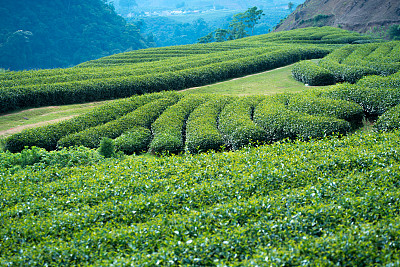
275, 0, 400, 33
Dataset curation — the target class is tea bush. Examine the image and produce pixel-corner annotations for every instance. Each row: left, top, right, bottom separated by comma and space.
375, 104, 400, 131
254, 95, 351, 141
287, 94, 364, 128
114, 127, 152, 155
185, 96, 232, 153
58, 95, 181, 148
219, 96, 267, 150
291, 60, 335, 86
324, 82, 400, 117
3, 92, 171, 152
149, 94, 209, 154
1, 130, 399, 265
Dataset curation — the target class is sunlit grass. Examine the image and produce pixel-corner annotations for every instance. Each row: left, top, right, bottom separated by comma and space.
186, 64, 323, 95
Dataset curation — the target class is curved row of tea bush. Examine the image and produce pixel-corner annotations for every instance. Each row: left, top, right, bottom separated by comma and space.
0, 47, 286, 88
251, 26, 375, 44
57, 95, 182, 149
4, 91, 367, 154
149, 94, 209, 154
374, 104, 400, 131
114, 127, 153, 155
317, 42, 400, 84
287, 94, 364, 128
291, 60, 336, 86
3, 92, 175, 153
1, 130, 399, 265
254, 96, 351, 141
1, 27, 366, 113
219, 96, 266, 150
323, 73, 400, 118
0, 45, 329, 113
185, 96, 232, 154
291, 42, 400, 86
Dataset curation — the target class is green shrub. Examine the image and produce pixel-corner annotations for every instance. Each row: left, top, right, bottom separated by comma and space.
98, 137, 115, 158
0, 146, 103, 170
58, 95, 181, 149
219, 96, 266, 150
185, 96, 232, 153
3, 92, 170, 152
287, 94, 364, 128
323, 83, 400, 117
114, 127, 152, 155
254, 95, 351, 142
149, 94, 209, 154
291, 60, 335, 86
374, 104, 400, 131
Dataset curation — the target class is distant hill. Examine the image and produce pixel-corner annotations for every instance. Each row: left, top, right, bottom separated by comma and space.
112, 0, 304, 13
274, 0, 400, 33
0, 0, 150, 71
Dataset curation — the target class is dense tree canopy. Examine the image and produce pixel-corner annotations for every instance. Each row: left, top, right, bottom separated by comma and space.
0, 0, 149, 70
198, 7, 265, 43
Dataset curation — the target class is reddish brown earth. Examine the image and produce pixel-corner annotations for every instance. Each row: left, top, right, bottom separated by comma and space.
275, 0, 400, 33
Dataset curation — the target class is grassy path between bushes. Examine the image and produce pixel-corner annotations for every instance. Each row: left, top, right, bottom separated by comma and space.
0, 101, 110, 137
184, 63, 316, 95
0, 64, 317, 138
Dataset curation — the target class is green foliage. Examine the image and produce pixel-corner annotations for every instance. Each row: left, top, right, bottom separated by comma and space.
98, 137, 115, 158
291, 60, 336, 86
149, 94, 209, 154
185, 96, 232, 153
219, 96, 266, 149
3, 92, 167, 152
114, 127, 152, 155
287, 94, 364, 128
0, 0, 150, 71
58, 95, 181, 149
254, 95, 351, 141
199, 7, 265, 43
1, 130, 400, 265
388, 24, 400, 40
0, 146, 103, 170
324, 80, 400, 118
0, 38, 331, 113
318, 42, 400, 84
375, 104, 400, 131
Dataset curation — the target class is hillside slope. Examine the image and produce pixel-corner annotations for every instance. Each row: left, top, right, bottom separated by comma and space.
0, 0, 150, 71
275, 0, 400, 33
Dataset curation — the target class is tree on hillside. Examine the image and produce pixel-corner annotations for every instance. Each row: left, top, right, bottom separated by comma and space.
388, 24, 400, 40
198, 6, 264, 43
0, 0, 149, 70
288, 2, 294, 12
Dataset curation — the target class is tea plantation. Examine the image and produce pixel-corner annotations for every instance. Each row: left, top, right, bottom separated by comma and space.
1, 27, 400, 265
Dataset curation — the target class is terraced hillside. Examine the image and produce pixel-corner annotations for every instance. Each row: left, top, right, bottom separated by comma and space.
1, 27, 400, 265
0, 27, 372, 114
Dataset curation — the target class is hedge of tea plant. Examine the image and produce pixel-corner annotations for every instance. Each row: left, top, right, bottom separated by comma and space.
292, 42, 400, 86
323, 72, 400, 118
219, 96, 267, 150
291, 60, 336, 86
1, 27, 372, 114
149, 94, 209, 154
113, 127, 153, 155
1, 129, 399, 265
57, 94, 182, 149
185, 96, 232, 153
3, 92, 178, 153
4, 91, 367, 154
374, 104, 400, 131
253, 95, 351, 141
